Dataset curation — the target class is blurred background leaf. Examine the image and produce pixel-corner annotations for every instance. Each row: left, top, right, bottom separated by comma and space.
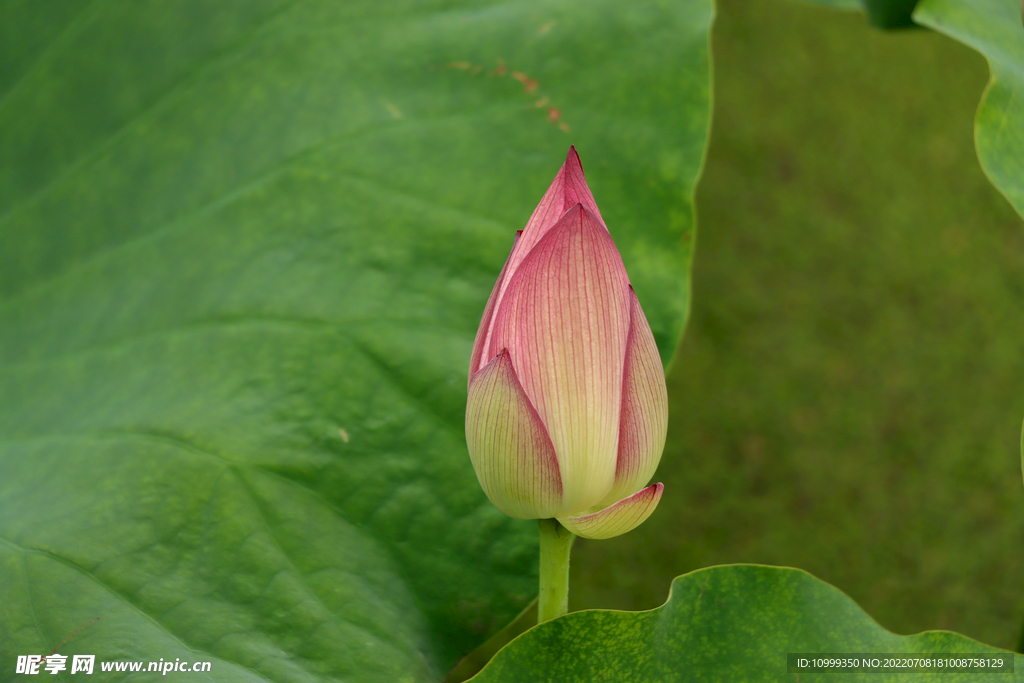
914, 0, 1024, 220
797, 0, 920, 28
862, 0, 921, 29
574, 0, 1024, 654
0, 0, 711, 680
471, 565, 1020, 682
911, 0, 1024, 652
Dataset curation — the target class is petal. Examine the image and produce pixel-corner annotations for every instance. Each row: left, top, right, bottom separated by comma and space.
473, 148, 606, 376
466, 349, 563, 519
558, 483, 664, 540
488, 205, 631, 515
560, 146, 606, 228
597, 287, 669, 508
469, 231, 521, 378
520, 146, 606, 245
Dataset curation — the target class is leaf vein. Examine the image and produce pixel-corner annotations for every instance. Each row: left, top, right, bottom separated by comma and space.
0, 537, 269, 683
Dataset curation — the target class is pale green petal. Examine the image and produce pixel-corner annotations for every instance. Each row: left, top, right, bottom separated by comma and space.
558, 483, 663, 540
598, 287, 669, 508
466, 350, 562, 519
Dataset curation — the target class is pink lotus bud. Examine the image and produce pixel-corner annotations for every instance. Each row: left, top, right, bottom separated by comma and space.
465, 147, 668, 539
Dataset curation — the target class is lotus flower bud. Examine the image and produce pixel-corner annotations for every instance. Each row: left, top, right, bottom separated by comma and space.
465, 147, 668, 540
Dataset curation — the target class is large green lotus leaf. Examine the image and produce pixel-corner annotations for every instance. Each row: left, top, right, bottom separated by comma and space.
913, 0, 1024, 221
470, 565, 1021, 682
0, 0, 711, 680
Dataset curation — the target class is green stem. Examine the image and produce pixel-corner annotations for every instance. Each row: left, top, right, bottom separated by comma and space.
537, 518, 574, 623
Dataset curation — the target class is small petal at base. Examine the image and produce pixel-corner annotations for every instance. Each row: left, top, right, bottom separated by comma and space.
557, 483, 663, 540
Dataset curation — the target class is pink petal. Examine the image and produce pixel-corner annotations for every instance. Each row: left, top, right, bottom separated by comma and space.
487, 204, 631, 515
597, 287, 669, 508
472, 148, 606, 375
558, 483, 664, 539
469, 231, 521, 380
520, 146, 606, 245
465, 349, 563, 519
